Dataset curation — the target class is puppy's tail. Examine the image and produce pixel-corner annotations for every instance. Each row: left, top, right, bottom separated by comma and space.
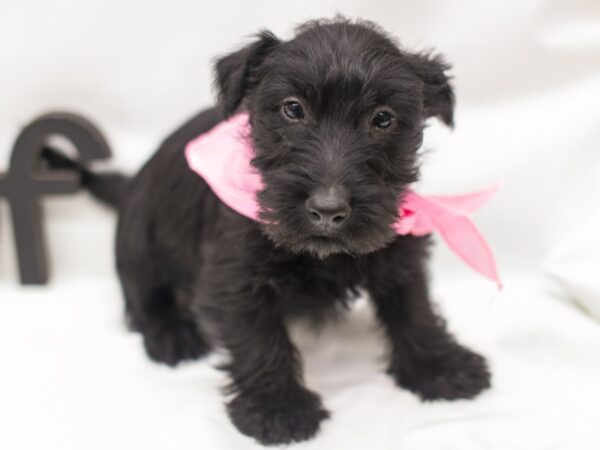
41, 147, 129, 208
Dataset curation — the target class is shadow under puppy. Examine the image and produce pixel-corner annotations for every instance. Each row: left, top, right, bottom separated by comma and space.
54, 18, 491, 446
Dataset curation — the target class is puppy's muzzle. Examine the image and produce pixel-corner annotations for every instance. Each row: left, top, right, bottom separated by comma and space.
305, 185, 351, 232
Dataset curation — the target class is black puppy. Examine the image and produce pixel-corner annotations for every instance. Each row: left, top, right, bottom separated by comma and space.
53, 18, 491, 446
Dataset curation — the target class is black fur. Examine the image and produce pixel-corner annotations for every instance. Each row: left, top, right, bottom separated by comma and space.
59, 18, 491, 446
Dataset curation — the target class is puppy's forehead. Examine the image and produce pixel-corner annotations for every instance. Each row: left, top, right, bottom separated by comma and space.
264, 23, 420, 110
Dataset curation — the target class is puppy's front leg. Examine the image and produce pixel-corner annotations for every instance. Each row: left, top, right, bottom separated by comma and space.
367, 252, 491, 401
216, 286, 328, 445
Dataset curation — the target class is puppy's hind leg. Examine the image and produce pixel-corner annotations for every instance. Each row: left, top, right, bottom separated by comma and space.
120, 275, 211, 366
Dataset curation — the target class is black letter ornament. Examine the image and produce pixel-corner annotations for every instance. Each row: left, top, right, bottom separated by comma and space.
0, 112, 111, 285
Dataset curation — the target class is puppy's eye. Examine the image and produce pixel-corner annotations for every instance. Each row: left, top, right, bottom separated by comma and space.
282, 100, 305, 120
372, 111, 394, 129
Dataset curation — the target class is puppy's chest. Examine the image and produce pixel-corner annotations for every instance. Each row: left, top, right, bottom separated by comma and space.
275, 256, 366, 320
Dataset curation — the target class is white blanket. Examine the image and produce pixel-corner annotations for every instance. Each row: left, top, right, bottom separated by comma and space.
1, 275, 599, 449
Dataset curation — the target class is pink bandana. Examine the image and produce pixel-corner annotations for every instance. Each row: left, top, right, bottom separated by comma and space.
185, 113, 501, 287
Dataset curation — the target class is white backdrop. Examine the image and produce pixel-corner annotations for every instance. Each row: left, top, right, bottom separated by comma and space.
1, 1, 600, 449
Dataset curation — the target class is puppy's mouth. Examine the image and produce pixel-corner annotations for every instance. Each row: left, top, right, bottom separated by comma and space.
301, 235, 351, 258
263, 224, 396, 259
261, 222, 352, 258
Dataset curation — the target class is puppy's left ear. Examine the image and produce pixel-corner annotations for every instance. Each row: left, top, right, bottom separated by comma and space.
214, 31, 280, 117
407, 52, 455, 127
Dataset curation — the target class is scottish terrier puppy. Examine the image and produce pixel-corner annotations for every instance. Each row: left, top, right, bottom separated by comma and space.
50, 18, 491, 446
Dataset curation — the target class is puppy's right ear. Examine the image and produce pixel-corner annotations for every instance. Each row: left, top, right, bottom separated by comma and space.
214, 31, 280, 117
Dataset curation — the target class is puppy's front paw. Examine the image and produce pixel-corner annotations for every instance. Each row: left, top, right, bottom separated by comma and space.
392, 343, 491, 401
227, 386, 329, 446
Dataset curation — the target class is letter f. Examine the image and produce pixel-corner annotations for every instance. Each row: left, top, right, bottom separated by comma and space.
0, 113, 111, 284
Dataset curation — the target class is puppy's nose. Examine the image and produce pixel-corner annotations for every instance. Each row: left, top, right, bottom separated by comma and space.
306, 186, 351, 229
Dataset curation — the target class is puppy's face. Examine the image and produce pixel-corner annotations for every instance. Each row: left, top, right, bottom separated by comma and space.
215, 20, 454, 257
